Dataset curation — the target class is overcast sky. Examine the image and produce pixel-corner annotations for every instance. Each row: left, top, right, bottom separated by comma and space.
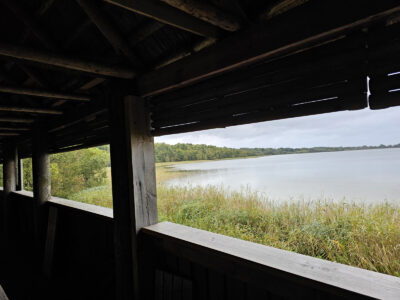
155, 107, 400, 148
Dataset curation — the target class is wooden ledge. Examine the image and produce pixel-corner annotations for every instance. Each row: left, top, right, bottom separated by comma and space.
143, 221, 400, 300
49, 197, 113, 219
10, 190, 113, 219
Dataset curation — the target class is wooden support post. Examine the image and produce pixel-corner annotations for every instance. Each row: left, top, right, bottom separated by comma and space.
2, 144, 17, 236
109, 94, 158, 300
32, 124, 51, 250
16, 155, 23, 191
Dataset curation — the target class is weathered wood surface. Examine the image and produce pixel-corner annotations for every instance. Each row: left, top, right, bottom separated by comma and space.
0, 117, 34, 123
2, 144, 17, 237
0, 105, 62, 115
143, 222, 400, 300
0, 84, 90, 102
32, 124, 51, 252
160, 0, 240, 31
0, 42, 136, 79
104, 0, 222, 38
16, 156, 23, 191
77, 0, 141, 67
137, 1, 400, 96
109, 94, 157, 300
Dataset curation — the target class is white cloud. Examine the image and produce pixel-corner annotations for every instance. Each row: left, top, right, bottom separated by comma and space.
155, 107, 400, 148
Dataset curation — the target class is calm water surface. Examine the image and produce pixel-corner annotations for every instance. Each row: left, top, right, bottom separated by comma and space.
165, 148, 400, 203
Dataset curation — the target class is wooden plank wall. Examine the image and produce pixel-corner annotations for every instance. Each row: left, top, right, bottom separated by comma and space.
0, 191, 115, 300
141, 237, 345, 300
148, 21, 400, 136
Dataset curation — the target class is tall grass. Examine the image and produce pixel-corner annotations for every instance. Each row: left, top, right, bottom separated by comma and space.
158, 185, 400, 277
69, 166, 400, 277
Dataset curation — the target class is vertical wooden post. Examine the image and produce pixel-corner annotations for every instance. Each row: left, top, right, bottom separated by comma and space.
16, 152, 23, 191
32, 125, 51, 248
109, 94, 158, 300
2, 144, 17, 236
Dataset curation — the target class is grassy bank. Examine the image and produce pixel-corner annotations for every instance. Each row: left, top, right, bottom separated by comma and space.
69, 162, 400, 277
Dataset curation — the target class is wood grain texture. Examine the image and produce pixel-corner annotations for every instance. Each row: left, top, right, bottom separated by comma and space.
105, 0, 222, 38
160, 0, 240, 31
0, 42, 136, 79
137, 1, 400, 97
143, 222, 400, 300
109, 94, 157, 300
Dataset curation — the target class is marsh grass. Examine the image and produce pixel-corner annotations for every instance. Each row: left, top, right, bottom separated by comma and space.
158, 185, 400, 277
69, 164, 400, 277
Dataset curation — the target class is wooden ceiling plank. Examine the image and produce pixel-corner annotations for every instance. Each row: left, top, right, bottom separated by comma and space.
0, 84, 90, 102
160, 0, 240, 32
0, 42, 137, 79
137, 1, 400, 97
104, 0, 223, 38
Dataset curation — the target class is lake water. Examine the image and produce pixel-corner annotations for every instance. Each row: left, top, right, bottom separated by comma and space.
165, 148, 400, 204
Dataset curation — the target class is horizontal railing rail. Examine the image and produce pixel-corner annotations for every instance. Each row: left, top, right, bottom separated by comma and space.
143, 221, 400, 300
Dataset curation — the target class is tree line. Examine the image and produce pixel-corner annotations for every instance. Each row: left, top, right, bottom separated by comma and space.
0, 142, 399, 198
154, 142, 400, 162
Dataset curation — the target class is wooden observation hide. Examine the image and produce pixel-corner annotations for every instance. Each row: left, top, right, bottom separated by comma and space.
0, 0, 399, 299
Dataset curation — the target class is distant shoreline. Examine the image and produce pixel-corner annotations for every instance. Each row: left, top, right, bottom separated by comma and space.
156, 146, 400, 167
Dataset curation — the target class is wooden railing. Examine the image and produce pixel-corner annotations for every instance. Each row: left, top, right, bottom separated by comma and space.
2, 190, 400, 299
141, 222, 400, 300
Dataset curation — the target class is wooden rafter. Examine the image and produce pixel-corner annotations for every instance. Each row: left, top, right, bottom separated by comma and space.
104, 0, 223, 38
0, 117, 34, 123
77, 0, 141, 67
160, 0, 240, 31
0, 85, 90, 102
0, 127, 29, 131
137, 1, 400, 97
0, 105, 62, 115
0, 43, 137, 79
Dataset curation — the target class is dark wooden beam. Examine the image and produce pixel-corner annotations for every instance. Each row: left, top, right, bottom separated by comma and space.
77, 0, 141, 67
0, 127, 29, 131
16, 155, 23, 191
0, 132, 21, 137
2, 143, 17, 237
104, 0, 223, 38
0, 105, 62, 115
137, 1, 400, 96
0, 43, 137, 79
0, 117, 34, 123
260, 0, 309, 20
109, 95, 157, 299
0, 85, 90, 102
160, 0, 240, 31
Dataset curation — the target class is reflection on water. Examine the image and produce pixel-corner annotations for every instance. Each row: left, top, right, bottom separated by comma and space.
165, 148, 400, 203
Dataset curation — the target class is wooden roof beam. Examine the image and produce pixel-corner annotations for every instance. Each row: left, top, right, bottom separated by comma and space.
0, 43, 136, 79
160, 0, 240, 32
137, 1, 400, 97
0, 117, 34, 123
0, 85, 90, 102
77, 0, 142, 68
0, 132, 21, 136
0, 127, 30, 131
0, 105, 62, 115
104, 0, 223, 38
